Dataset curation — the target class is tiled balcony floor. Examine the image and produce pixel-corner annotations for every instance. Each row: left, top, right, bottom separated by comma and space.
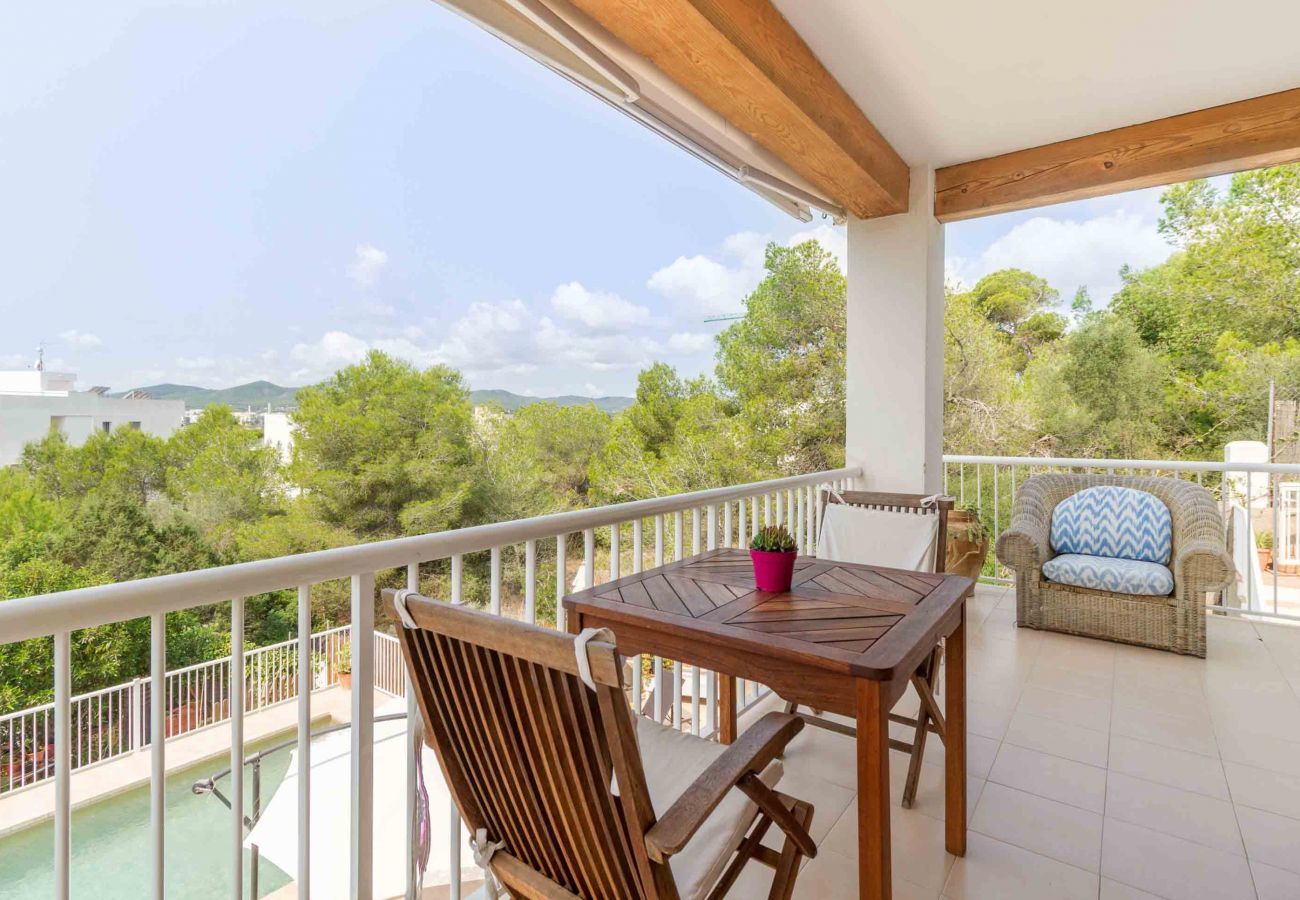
730, 583, 1300, 900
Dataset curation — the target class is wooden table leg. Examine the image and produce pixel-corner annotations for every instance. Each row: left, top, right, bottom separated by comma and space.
856, 679, 891, 900
719, 674, 737, 744
566, 611, 582, 635
945, 607, 967, 856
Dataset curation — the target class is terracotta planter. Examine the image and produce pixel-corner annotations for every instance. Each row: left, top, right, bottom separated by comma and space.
338, 673, 352, 691
1258, 549, 1273, 572
750, 549, 796, 592
945, 510, 990, 581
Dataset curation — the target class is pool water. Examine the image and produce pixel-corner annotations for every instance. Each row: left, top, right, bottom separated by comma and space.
0, 735, 293, 898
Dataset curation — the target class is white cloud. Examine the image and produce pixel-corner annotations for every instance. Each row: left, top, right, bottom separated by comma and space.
647, 224, 846, 316
550, 281, 651, 331
951, 210, 1172, 303
346, 243, 389, 288
647, 231, 767, 316
174, 355, 215, 371
290, 330, 372, 375
59, 329, 101, 348
788, 223, 847, 272
666, 332, 712, 354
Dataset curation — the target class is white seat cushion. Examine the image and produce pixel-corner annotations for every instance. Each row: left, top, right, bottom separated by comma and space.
636, 717, 783, 900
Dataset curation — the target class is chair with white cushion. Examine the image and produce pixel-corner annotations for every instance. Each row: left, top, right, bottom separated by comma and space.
786, 490, 955, 808
997, 475, 1234, 657
385, 589, 817, 900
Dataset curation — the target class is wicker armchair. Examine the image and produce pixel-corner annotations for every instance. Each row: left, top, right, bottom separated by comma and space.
996, 474, 1234, 657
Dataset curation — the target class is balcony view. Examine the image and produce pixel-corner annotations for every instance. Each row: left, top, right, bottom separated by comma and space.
3, 1, 1300, 899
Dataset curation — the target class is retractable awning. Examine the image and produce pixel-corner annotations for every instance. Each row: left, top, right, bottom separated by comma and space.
431, 0, 846, 223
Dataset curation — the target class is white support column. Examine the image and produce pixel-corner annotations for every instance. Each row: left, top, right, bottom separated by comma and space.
845, 167, 945, 494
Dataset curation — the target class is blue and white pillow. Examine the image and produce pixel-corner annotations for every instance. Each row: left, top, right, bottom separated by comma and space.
1042, 554, 1174, 596
1050, 486, 1171, 565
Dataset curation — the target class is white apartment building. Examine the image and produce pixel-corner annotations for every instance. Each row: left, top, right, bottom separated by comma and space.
262, 410, 296, 464
0, 369, 184, 465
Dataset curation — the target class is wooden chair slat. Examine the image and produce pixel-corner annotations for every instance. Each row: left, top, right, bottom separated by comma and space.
387, 590, 815, 899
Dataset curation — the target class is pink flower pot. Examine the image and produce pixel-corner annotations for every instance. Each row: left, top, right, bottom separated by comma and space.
750, 549, 796, 592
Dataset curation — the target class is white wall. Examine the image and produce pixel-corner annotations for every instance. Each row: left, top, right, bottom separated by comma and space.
263, 412, 297, 464
0, 394, 184, 465
844, 167, 945, 494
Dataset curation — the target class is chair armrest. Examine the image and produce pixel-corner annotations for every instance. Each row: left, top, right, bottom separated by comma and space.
644, 712, 802, 862
1163, 479, 1233, 592
996, 483, 1054, 571
1173, 539, 1235, 593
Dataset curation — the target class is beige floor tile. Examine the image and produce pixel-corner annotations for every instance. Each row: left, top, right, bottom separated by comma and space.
822, 802, 955, 892
1235, 804, 1300, 876
1104, 772, 1243, 855
1215, 729, 1300, 778
1224, 761, 1300, 820
1004, 709, 1110, 767
1110, 704, 1218, 757
1252, 861, 1300, 900
780, 719, 858, 791
941, 831, 1099, 900
910, 731, 1000, 782
889, 760, 984, 825
1112, 660, 1201, 702
1107, 734, 1229, 799
786, 846, 940, 900
1100, 878, 1165, 899
765, 766, 855, 848
1100, 818, 1255, 900
1213, 702, 1300, 746
987, 742, 1107, 813
1028, 661, 1115, 701
1017, 684, 1113, 732
965, 700, 1013, 741
971, 781, 1103, 872
1114, 679, 1214, 723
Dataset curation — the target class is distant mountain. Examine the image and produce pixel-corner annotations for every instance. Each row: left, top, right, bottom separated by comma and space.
115, 381, 300, 409
469, 389, 633, 414
118, 381, 632, 413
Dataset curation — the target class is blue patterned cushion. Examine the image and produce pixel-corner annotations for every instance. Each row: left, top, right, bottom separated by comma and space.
1042, 553, 1174, 596
1050, 486, 1171, 564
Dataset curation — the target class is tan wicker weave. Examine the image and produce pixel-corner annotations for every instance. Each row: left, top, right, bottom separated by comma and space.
995, 474, 1234, 657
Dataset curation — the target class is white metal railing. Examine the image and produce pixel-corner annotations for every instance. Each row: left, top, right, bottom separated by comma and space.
0, 625, 405, 796
943, 454, 1300, 622
0, 466, 858, 900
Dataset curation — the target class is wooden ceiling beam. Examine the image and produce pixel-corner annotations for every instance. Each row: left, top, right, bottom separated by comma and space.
564, 0, 910, 218
935, 88, 1300, 223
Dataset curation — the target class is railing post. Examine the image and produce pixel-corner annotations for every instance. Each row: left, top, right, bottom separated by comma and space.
350, 572, 376, 899
130, 677, 142, 752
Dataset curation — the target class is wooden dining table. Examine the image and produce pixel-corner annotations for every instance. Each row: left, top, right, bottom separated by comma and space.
563, 548, 973, 900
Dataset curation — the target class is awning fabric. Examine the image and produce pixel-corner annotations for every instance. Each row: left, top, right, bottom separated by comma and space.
431, 0, 846, 223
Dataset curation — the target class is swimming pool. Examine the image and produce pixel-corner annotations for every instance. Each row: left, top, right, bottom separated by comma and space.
0, 735, 293, 898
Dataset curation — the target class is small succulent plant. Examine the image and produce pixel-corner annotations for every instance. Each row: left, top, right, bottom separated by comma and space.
750, 525, 797, 553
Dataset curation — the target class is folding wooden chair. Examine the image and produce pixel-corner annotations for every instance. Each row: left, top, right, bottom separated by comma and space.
785, 490, 955, 809
385, 589, 818, 899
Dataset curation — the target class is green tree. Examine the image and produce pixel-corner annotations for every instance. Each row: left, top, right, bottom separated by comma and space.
291, 351, 476, 537
957, 269, 1066, 369
1026, 314, 1169, 457
716, 240, 846, 473
1114, 165, 1300, 373
165, 405, 283, 551
944, 289, 1029, 454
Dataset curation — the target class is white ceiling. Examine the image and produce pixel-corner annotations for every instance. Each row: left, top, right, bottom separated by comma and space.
773, 0, 1300, 168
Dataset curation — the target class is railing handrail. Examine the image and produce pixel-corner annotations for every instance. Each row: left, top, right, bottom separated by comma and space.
0, 467, 859, 644
0, 623, 358, 729
942, 454, 1300, 476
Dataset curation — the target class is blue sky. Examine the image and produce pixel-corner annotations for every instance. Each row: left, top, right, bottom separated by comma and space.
2, 0, 1183, 397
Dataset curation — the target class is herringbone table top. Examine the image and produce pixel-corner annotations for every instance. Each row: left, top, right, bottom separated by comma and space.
564, 548, 972, 680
